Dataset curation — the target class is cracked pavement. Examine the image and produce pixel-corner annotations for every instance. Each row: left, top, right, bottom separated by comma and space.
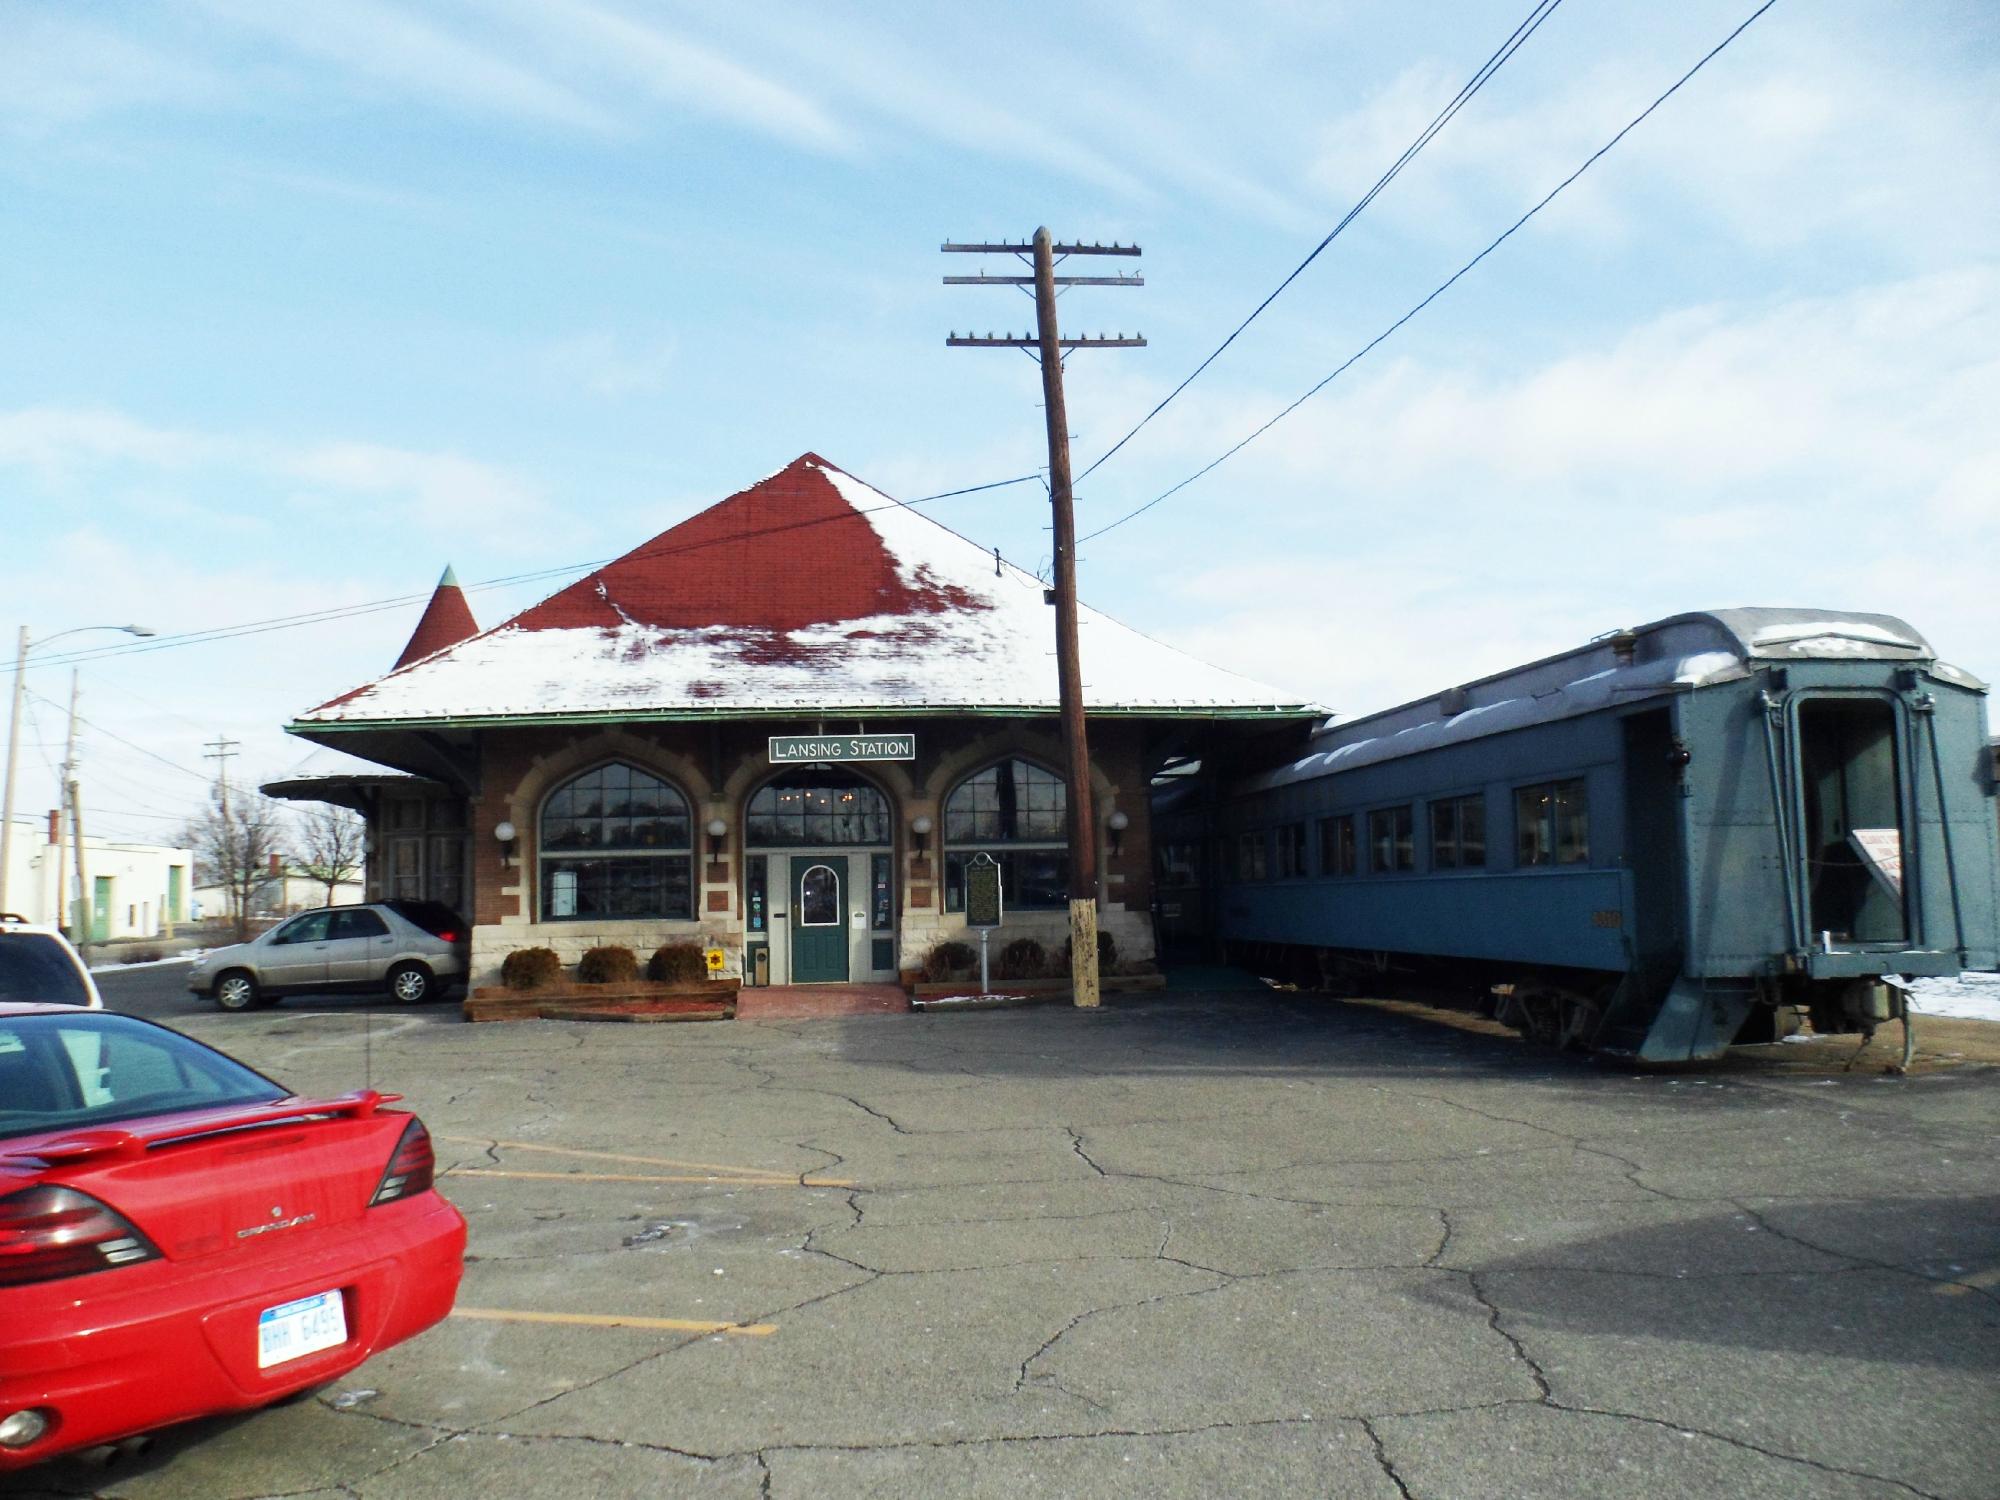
9, 987, 1997, 1499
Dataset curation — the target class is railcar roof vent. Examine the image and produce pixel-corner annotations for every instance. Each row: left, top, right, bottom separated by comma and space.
1609, 628, 1639, 665
1438, 686, 1469, 717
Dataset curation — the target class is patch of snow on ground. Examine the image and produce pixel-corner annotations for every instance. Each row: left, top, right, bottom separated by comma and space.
1905, 971, 2000, 1023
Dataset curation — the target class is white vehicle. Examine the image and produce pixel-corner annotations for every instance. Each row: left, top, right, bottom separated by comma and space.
0, 914, 104, 1008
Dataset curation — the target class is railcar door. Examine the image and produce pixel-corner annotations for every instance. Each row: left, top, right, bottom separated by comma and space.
1796, 698, 1907, 945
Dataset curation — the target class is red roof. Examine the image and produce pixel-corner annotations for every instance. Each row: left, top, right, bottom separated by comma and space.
511, 454, 982, 635
298, 454, 1313, 724
392, 565, 479, 670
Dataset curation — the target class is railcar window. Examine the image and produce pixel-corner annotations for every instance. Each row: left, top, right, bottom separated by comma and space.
1318, 816, 1356, 876
1236, 831, 1269, 882
1274, 823, 1307, 879
1515, 779, 1589, 866
1156, 842, 1199, 886
1368, 806, 1415, 873
1431, 795, 1487, 869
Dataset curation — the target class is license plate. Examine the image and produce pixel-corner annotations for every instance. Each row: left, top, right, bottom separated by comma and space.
257, 1290, 348, 1369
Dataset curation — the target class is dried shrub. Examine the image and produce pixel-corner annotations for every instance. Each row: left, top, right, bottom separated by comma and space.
501, 946, 562, 991
576, 945, 639, 985
922, 940, 976, 982
647, 942, 709, 984
995, 937, 1046, 981
1058, 929, 1118, 973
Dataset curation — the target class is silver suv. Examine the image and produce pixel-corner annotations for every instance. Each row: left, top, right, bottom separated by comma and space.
187, 900, 469, 1011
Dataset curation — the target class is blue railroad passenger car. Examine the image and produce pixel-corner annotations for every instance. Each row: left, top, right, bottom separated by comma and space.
1163, 609, 2000, 1061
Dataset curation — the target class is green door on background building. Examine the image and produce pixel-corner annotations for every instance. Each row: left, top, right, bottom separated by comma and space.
789, 856, 849, 983
92, 877, 113, 943
167, 865, 184, 923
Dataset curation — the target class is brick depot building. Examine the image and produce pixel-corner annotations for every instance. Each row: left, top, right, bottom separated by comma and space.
272, 455, 1314, 988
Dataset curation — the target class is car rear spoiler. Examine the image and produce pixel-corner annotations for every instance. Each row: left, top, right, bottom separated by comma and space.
3, 1089, 404, 1166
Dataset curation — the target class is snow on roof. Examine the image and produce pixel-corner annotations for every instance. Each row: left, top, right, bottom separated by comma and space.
295, 455, 1312, 726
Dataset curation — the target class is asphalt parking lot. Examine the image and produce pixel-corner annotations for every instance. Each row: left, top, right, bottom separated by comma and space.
11, 971, 1999, 1499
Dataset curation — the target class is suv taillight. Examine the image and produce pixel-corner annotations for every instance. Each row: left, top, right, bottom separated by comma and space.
0, 1185, 161, 1287
370, 1118, 435, 1206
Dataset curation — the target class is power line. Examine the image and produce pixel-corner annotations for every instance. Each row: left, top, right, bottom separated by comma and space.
1080, 0, 1782, 545
25, 690, 213, 781
1072, 0, 1566, 488
29, 473, 1045, 671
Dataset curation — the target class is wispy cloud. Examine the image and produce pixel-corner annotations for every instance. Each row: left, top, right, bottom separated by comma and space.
495, 0, 854, 155
196, 0, 617, 133
0, 405, 549, 535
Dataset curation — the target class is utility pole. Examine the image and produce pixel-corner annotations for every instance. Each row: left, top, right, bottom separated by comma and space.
0, 627, 27, 915
944, 228, 1144, 1009
203, 737, 239, 931
69, 770, 90, 969
53, 671, 79, 937
203, 737, 239, 821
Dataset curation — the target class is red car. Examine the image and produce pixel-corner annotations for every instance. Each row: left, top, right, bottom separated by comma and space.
0, 1002, 465, 1469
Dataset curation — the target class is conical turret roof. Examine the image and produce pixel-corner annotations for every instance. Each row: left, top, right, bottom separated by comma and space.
392, 564, 480, 670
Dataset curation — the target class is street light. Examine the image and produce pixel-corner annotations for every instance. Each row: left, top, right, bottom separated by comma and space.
0, 623, 156, 916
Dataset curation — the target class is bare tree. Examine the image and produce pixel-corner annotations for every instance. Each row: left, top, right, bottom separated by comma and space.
180, 790, 290, 941
294, 803, 366, 907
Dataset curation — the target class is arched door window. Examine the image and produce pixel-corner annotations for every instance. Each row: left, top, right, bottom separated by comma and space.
942, 759, 1068, 911
539, 763, 693, 921
799, 864, 841, 925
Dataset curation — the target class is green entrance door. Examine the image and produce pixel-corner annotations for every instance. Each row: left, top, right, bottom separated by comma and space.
92, 877, 114, 943
789, 856, 849, 983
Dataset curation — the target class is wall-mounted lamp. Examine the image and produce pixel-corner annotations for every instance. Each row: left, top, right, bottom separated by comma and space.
494, 819, 517, 866
706, 817, 729, 857
910, 814, 934, 839
1106, 808, 1130, 857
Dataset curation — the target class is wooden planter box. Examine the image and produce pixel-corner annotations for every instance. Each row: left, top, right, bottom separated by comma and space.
465, 977, 741, 1024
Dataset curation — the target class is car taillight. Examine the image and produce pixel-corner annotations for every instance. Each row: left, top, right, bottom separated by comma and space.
437, 930, 460, 944
370, 1118, 435, 1206
0, 1185, 161, 1287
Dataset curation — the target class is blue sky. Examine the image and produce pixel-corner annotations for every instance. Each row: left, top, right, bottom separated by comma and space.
2, 0, 1994, 843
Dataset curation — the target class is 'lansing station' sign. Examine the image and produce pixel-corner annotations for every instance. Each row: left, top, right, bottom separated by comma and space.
768, 733, 917, 764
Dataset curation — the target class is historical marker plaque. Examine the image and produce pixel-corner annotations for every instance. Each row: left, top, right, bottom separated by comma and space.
965, 853, 1003, 929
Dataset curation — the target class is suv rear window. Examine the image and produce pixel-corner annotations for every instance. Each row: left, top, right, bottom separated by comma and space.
0, 1014, 285, 1140
0, 932, 90, 1005
383, 901, 466, 939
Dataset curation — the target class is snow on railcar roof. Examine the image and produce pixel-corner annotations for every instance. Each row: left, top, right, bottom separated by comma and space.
1248, 608, 1979, 790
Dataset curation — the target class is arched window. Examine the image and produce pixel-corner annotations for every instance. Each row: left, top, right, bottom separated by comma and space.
746, 771, 889, 846
539, 763, 693, 921
943, 758, 1068, 911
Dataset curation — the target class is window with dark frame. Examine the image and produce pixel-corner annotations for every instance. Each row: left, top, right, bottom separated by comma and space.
1368, 805, 1415, 873
1430, 794, 1487, 870
538, 762, 694, 921
943, 759, 1069, 912
1274, 822, 1307, 879
1514, 778, 1589, 866
1318, 815, 1356, 876
1236, 830, 1269, 882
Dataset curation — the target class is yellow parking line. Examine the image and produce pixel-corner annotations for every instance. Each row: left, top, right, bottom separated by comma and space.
440, 1135, 810, 1181
453, 1306, 775, 1336
445, 1167, 841, 1188
1935, 1267, 2000, 1297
